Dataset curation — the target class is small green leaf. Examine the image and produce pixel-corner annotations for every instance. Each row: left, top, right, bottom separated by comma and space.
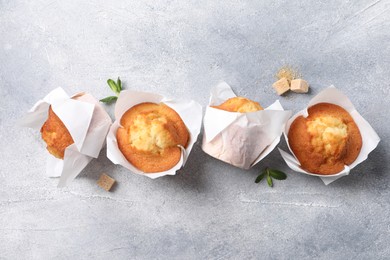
266, 174, 273, 187
100, 96, 118, 104
268, 169, 287, 180
116, 77, 122, 92
107, 79, 120, 94
255, 172, 266, 183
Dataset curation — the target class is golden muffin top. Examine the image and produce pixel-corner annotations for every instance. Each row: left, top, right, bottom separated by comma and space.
212, 97, 263, 113
40, 107, 74, 159
306, 116, 348, 159
128, 110, 180, 153
288, 103, 362, 175
117, 102, 189, 173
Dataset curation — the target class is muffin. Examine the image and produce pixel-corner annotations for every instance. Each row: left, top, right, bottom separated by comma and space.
116, 102, 189, 173
288, 103, 362, 175
212, 97, 263, 113
40, 107, 74, 159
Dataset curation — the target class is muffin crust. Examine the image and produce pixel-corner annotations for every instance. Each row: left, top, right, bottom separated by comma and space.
212, 97, 263, 113
117, 102, 189, 173
288, 103, 362, 175
41, 107, 74, 159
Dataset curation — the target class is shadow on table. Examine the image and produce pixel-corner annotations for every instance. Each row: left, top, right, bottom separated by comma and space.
75, 134, 211, 194
327, 142, 389, 191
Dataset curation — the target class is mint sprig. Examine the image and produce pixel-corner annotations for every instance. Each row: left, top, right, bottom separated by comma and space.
100, 77, 122, 104
100, 96, 118, 103
255, 168, 287, 187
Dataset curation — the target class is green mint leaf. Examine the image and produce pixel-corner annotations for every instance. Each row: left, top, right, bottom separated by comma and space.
100, 96, 118, 104
116, 77, 122, 92
255, 172, 266, 183
268, 169, 287, 180
107, 79, 120, 95
266, 174, 273, 187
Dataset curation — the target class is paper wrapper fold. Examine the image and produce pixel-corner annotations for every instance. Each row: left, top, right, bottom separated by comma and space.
202, 81, 292, 169
19, 88, 112, 187
106, 90, 202, 179
279, 86, 380, 185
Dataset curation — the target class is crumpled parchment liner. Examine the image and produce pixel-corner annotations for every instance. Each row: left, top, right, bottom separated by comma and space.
20, 87, 112, 187
202, 81, 292, 169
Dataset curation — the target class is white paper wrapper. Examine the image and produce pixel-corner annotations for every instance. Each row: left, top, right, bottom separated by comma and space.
19, 88, 112, 187
106, 90, 202, 178
202, 81, 292, 169
279, 86, 380, 185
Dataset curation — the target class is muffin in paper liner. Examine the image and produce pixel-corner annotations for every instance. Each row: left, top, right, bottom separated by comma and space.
19, 87, 112, 187
106, 89, 202, 178
279, 86, 380, 185
202, 81, 292, 169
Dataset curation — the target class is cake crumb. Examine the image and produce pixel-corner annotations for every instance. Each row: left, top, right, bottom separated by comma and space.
97, 173, 116, 191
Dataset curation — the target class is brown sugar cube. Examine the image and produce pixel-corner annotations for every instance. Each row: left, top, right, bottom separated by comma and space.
97, 173, 116, 191
272, 77, 290, 95
290, 79, 309, 93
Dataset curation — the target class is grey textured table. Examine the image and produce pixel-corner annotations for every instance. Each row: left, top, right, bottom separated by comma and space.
1, 1, 390, 259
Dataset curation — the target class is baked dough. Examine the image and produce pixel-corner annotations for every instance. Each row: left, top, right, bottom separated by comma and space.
116, 102, 189, 173
212, 97, 263, 112
288, 103, 362, 175
41, 107, 74, 159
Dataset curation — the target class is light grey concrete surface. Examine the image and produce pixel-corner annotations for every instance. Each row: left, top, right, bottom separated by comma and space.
1, 0, 390, 259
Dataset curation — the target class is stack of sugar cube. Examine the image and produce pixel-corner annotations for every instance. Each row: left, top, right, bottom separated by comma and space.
272, 78, 309, 95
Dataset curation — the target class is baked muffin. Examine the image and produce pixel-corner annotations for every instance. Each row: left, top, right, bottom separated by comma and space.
212, 97, 263, 113
116, 102, 189, 173
40, 107, 74, 159
288, 103, 362, 175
